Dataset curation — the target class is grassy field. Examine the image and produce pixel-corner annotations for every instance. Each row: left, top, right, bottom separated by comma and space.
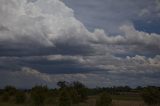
0, 95, 147, 106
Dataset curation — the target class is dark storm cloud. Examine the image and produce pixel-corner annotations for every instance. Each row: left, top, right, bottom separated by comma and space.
0, 41, 94, 57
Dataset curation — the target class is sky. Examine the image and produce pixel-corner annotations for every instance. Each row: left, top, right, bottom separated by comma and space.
0, 0, 160, 88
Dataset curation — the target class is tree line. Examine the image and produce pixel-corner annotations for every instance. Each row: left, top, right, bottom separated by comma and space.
0, 81, 160, 106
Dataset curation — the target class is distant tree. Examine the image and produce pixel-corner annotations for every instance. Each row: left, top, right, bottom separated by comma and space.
57, 81, 88, 103
57, 81, 69, 89
31, 85, 48, 106
4, 85, 17, 96
15, 91, 26, 104
141, 87, 160, 106
96, 92, 112, 106
1, 85, 17, 102
59, 89, 72, 106
136, 86, 143, 91
71, 81, 88, 102
123, 86, 131, 92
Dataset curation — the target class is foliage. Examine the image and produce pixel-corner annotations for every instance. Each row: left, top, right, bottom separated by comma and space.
57, 81, 88, 104
45, 89, 59, 104
69, 88, 80, 104
57, 81, 69, 89
1, 82, 160, 106
141, 87, 160, 105
96, 92, 112, 106
70, 81, 88, 103
4, 85, 17, 96
59, 89, 72, 106
15, 91, 26, 104
31, 85, 48, 106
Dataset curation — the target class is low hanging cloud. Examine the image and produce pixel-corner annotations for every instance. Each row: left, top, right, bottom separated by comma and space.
0, 66, 159, 88
0, 0, 160, 87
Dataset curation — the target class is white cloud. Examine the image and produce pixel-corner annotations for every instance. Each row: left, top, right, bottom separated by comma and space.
0, 0, 107, 48
46, 55, 88, 64
20, 67, 52, 82
120, 25, 160, 47
45, 53, 160, 74
0, 0, 160, 53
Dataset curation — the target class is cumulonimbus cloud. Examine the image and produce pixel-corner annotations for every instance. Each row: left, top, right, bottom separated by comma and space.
1, 0, 159, 49
0, 0, 104, 48
0, 0, 160, 88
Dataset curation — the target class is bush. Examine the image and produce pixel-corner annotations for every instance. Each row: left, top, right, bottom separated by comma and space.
4, 85, 17, 96
45, 89, 58, 104
15, 91, 26, 104
59, 89, 72, 106
71, 81, 88, 102
141, 87, 160, 106
2, 92, 10, 102
57, 81, 88, 103
96, 92, 112, 106
31, 85, 48, 106
69, 89, 80, 104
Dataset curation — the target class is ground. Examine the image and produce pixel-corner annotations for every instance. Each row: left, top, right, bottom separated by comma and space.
0, 94, 147, 106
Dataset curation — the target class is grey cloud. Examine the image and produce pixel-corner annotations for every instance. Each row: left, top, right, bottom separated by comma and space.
0, 67, 159, 88
0, 0, 160, 88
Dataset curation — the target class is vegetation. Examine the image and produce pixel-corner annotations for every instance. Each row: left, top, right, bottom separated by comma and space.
0, 82, 159, 106
2, 92, 10, 102
141, 87, 160, 106
96, 92, 112, 106
15, 91, 26, 104
4, 86, 17, 96
31, 85, 49, 106
59, 89, 72, 106
57, 81, 88, 104
1, 86, 17, 102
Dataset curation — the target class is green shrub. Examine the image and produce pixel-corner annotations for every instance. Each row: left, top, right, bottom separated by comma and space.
31, 85, 48, 106
4, 85, 17, 96
141, 87, 160, 106
96, 92, 112, 106
57, 81, 88, 104
69, 89, 80, 104
44, 90, 58, 104
15, 91, 26, 104
59, 89, 72, 106
71, 81, 88, 102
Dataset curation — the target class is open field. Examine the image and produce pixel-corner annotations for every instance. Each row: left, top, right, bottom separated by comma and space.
73, 96, 146, 106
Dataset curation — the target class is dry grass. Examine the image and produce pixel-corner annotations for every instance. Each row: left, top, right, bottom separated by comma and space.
112, 100, 146, 106
72, 96, 147, 106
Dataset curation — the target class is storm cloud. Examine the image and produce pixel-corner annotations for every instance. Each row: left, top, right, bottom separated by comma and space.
0, 0, 160, 88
